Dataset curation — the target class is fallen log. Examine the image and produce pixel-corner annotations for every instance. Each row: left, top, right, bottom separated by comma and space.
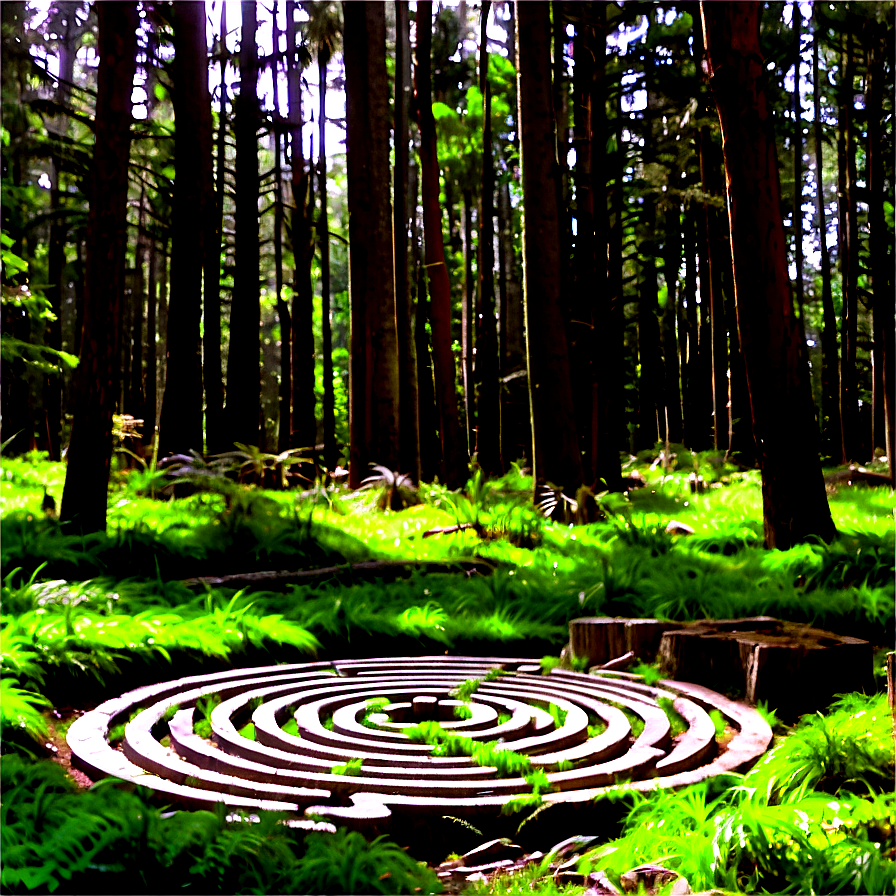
181, 559, 496, 590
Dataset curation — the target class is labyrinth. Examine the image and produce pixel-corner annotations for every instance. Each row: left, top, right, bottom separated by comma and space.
68, 656, 773, 829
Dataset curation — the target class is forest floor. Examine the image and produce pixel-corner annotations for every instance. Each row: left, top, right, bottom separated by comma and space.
1, 449, 894, 894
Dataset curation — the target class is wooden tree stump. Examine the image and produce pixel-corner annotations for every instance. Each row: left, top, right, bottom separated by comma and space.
658, 617, 873, 717
569, 618, 683, 667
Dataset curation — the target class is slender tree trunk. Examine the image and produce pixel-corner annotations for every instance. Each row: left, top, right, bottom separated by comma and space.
345, 2, 400, 485
792, 4, 806, 347
476, 0, 500, 476
286, 1, 315, 451
812, 24, 841, 460
636, 74, 666, 451
681, 204, 700, 445
838, 26, 859, 463
43, 11, 77, 460
159, 2, 213, 457
226, 1, 261, 447
318, 51, 336, 469
394, 0, 419, 481
146, 237, 157, 441
204, 0, 226, 454
60, 2, 138, 532
866, 21, 894, 480
662, 192, 683, 444
701, 1, 835, 548
462, 188, 475, 454
415, 0, 466, 487
516, 1, 583, 494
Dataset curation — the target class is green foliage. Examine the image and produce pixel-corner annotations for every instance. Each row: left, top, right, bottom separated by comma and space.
631, 661, 664, 686
657, 697, 687, 738
548, 703, 568, 729
0, 678, 50, 745
0, 757, 439, 894
452, 678, 481, 702
571, 692, 895, 895
193, 692, 223, 740
330, 758, 363, 776
403, 721, 531, 777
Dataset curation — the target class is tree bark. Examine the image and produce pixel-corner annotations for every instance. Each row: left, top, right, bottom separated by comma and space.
204, 0, 227, 454
159, 1, 211, 457
462, 187, 475, 455
700, 2, 836, 549
415, 0, 466, 487
286, 1, 316, 451
516, 1, 583, 495
60, 2, 138, 532
394, 0, 420, 482
345, 2, 400, 486
812, 23, 842, 462
837, 25, 859, 463
226, 1, 261, 448
318, 49, 336, 470
476, 0, 501, 476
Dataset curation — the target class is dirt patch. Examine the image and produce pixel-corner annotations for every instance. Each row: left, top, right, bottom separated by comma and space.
46, 709, 96, 790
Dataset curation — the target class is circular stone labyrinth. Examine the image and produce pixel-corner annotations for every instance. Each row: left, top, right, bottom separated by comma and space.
68, 656, 772, 830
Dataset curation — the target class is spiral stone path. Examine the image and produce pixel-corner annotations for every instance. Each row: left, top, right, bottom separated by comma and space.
68, 656, 772, 831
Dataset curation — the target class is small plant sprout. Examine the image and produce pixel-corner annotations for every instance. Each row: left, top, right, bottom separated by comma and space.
452, 678, 481, 702
330, 758, 363, 776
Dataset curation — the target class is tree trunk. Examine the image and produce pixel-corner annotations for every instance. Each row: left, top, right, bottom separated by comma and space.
270, 3, 290, 455
812, 23, 842, 462
791, 4, 806, 349
415, 0, 466, 488
866, 21, 892, 473
394, 0, 419, 482
476, 0, 501, 476
462, 187, 475, 455
286, 1, 315, 452
681, 204, 700, 446
662, 192, 683, 445
837, 25, 859, 463
204, 0, 227, 454
318, 51, 336, 470
700, 1, 836, 549
226, 0, 261, 448
516, 1, 583, 495
159, 1, 211, 457
344, 2, 400, 486
60, 2, 138, 532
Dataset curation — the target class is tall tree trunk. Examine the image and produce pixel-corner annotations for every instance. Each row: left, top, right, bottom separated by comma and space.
812, 23, 841, 461
318, 50, 336, 469
866, 20, 894, 480
271, 3, 290, 455
344, 2, 400, 485
43, 5, 77, 460
792, 3, 806, 347
159, 1, 212, 457
681, 204, 700, 446
60, 2, 138, 532
146, 237, 157, 441
635, 74, 666, 451
394, 0, 419, 481
662, 192, 683, 445
837, 25, 859, 463
516, 1, 583, 495
571, 19, 595, 484
286, 1, 315, 451
204, 0, 227, 453
700, 1, 835, 549
476, 0, 500, 476
226, 1, 261, 447
415, 0, 466, 487
462, 188, 475, 455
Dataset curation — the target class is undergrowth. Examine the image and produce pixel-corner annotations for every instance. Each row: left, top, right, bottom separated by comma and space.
0, 756, 439, 894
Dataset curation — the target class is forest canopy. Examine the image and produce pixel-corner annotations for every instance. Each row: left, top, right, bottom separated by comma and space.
1, 0, 893, 544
